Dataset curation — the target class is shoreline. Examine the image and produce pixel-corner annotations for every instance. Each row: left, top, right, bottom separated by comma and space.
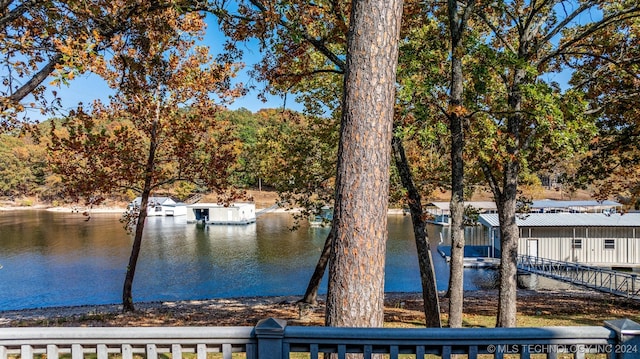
3, 288, 639, 328
0, 205, 409, 215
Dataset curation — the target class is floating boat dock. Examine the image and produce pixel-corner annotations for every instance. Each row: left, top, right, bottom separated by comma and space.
437, 245, 500, 268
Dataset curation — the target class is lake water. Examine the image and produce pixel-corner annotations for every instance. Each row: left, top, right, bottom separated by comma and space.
0, 210, 503, 310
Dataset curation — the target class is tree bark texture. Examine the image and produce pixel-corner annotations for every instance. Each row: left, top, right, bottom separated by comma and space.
494, 68, 525, 327
446, 0, 472, 328
488, 67, 525, 328
325, 0, 404, 328
122, 118, 159, 312
300, 227, 335, 305
391, 134, 441, 327
495, 193, 519, 327
122, 189, 148, 312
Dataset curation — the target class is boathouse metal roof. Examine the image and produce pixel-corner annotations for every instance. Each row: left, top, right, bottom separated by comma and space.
530, 199, 622, 211
425, 201, 497, 211
187, 202, 255, 209
129, 196, 175, 206
479, 213, 640, 228
426, 199, 621, 212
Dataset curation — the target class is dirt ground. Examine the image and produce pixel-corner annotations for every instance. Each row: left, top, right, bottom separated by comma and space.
2, 290, 638, 328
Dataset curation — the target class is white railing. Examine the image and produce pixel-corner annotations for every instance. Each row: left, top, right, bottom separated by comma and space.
1, 318, 639, 359
0, 326, 256, 359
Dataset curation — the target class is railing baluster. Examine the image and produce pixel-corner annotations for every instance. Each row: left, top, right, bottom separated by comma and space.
415, 345, 425, 359
97, 344, 108, 359
442, 345, 452, 359
72, 343, 83, 359
121, 343, 133, 359
389, 345, 399, 359
47, 344, 59, 359
21, 344, 33, 359
337, 344, 346, 359
468, 345, 478, 359
309, 343, 319, 359
172, 344, 183, 359
520, 344, 530, 359
0, 345, 6, 359
146, 343, 158, 359
197, 343, 207, 359
363, 344, 373, 359
222, 343, 232, 359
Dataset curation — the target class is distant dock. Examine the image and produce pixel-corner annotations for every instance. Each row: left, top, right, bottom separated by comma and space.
437, 245, 500, 268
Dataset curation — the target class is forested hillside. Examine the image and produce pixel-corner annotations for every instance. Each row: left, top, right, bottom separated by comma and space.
0, 106, 632, 210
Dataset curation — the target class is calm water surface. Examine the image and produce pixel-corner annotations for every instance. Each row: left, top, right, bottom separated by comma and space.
0, 210, 501, 310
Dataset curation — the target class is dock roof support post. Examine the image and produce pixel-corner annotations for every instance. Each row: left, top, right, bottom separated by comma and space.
604, 319, 640, 359
255, 318, 287, 359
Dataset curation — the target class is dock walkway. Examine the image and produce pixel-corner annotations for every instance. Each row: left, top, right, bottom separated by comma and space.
517, 255, 640, 300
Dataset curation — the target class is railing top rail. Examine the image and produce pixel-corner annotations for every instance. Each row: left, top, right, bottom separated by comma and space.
0, 326, 256, 344
283, 325, 615, 342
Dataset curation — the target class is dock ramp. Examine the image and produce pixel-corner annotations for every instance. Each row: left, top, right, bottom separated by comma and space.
517, 255, 640, 300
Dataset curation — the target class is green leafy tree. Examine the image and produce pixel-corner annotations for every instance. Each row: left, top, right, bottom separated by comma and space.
569, 4, 640, 207
0, 134, 38, 196
0, 129, 55, 199
253, 109, 338, 222
469, 0, 638, 327
216, 108, 261, 188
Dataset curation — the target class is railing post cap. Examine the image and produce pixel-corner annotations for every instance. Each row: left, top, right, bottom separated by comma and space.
605, 319, 640, 337
255, 318, 287, 337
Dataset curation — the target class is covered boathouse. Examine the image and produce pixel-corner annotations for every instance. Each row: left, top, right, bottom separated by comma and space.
186, 202, 256, 225
479, 213, 640, 270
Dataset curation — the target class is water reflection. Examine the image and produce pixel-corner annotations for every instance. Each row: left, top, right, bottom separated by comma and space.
0, 211, 557, 311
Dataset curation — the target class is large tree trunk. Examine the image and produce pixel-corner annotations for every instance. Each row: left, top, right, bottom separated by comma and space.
447, 112, 465, 328
482, 160, 521, 328
392, 134, 441, 327
446, 0, 477, 328
300, 136, 443, 328
299, 137, 443, 328
325, 0, 404, 327
489, 68, 525, 328
483, 146, 521, 329
495, 193, 519, 327
446, 69, 465, 327
446, 0, 469, 328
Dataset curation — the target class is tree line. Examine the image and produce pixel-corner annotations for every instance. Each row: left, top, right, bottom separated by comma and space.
1, 0, 638, 328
